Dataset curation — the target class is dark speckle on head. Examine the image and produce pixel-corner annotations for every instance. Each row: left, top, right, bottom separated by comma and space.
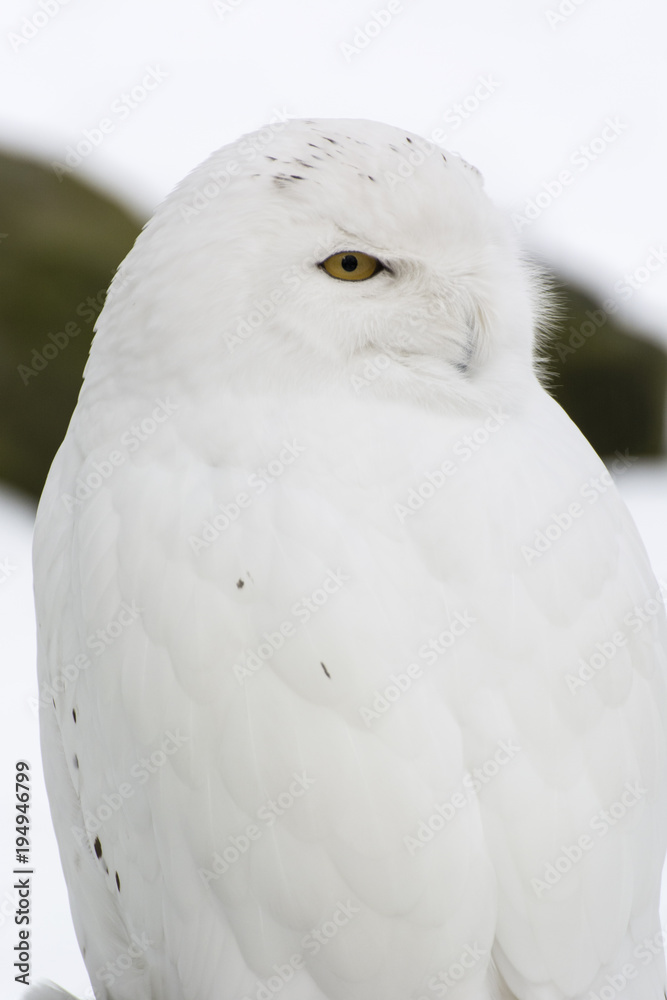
115, 871, 121, 891
368, 175, 376, 181
266, 156, 277, 161
73, 754, 79, 769
295, 159, 314, 168
442, 154, 447, 163
406, 136, 412, 143
307, 143, 320, 148
94, 837, 102, 859
236, 579, 244, 589
323, 137, 339, 144
72, 708, 77, 723
320, 661, 331, 679
290, 175, 306, 180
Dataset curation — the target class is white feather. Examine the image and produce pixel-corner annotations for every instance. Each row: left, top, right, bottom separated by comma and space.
33, 118, 667, 1000
25, 983, 81, 999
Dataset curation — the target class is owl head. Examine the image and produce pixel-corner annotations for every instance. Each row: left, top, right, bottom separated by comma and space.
89, 118, 544, 413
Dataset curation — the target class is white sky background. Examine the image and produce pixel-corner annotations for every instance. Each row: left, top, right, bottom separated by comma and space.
1, 0, 667, 996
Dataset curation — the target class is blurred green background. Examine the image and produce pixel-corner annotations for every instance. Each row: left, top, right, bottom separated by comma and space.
0, 148, 665, 499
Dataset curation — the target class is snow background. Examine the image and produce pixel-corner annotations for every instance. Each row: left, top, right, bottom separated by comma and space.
1, 0, 666, 995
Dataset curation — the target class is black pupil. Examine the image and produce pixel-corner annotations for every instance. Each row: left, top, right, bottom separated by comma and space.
341, 254, 358, 272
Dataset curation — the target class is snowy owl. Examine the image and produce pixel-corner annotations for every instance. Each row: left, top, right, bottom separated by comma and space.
32, 118, 667, 1000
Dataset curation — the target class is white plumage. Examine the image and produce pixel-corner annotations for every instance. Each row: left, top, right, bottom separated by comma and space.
32, 118, 667, 1000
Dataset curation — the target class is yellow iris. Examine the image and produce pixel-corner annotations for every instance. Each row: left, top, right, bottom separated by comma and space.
320, 251, 382, 281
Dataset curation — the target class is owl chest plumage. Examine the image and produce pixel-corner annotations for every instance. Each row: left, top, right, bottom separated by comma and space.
36, 379, 667, 1000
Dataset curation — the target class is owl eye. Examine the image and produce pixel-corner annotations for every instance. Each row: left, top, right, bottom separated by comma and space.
320, 251, 384, 281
